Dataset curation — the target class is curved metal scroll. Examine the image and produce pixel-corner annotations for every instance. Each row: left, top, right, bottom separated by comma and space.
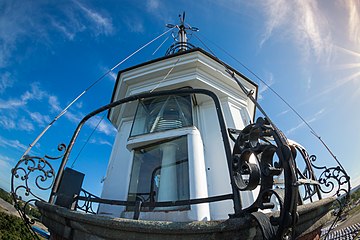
290, 142, 350, 200
311, 156, 351, 198
11, 143, 66, 238
289, 142, 322, 203
75, 188, 99, 214
165, 42, 196, 55
308, 150, 350, 239
232, 117, 298, 240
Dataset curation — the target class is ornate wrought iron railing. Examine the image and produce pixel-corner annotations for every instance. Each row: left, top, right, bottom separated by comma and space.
11, 143, 67, 239
11, 88, 351, 240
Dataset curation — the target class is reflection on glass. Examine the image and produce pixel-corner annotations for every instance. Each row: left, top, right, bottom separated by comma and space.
127, 136, 189, 211
130, 95, 193, 136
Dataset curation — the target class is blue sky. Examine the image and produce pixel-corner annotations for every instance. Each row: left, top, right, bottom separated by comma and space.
1, 0, 359, 200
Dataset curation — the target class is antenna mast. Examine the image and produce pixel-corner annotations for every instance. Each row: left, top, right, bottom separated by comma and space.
165, 12, 199, 55
178, 12, 187, 52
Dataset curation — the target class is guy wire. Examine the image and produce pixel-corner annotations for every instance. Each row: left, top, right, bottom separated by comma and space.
195, 32, 346, 172
21, 27, 175, 158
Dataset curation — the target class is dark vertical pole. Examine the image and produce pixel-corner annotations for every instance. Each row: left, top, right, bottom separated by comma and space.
211, 93, 242, 214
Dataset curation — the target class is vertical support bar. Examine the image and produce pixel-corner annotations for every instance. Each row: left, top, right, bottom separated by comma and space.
211, 94, 242, 214
133, 200, 142, 220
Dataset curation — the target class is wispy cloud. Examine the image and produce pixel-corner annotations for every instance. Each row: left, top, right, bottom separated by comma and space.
0, 154, 13, 164
0, 154, 13, 190
88, 116, 116, 136
0, 72, 14, 93
0, 116, 16, 130
18, 117, 35, 132
75, 101, 83, 109
258, 73, 275, 100
259, 0, 333, 63
259, 0, 288, 48
28, 112, 51, 127
309, 45, 360, 100
75, 1, 114, 36
123, 16, 145, 33
0, 115, 36, 132
89, 138, 113, 147
0, 136, 27, 151
51, 20, 76, 41
48, 95, 62, 112
345, 0, 360, 45
0, 1, 32, 67
286, 108, 325, 135
0, 1, 115, 67
0, 113, 37, 132
147, 0, 160, 11
0, 83, 64, 132
0, 82, 46, 110
306, 76, 312, 91
48, 95, 115, 136
143, 0, 171, 23
99, 66, 117, 82
277, 109, 290, 117
108, 71, 117, 81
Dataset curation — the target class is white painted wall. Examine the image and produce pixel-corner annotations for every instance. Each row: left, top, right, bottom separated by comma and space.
100, 50, 259, 221
197, 101, 234, 220
187, 129, 210, 221
97, 121, 133, 217
118, 127, 210, 222
223, 100, 258, 209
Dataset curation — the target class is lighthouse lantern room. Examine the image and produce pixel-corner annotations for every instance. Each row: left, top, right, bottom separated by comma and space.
97, 45, 258, 222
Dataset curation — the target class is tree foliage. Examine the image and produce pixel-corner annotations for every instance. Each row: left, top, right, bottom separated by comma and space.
0, 188, 13, 205
0, 212, 34, 240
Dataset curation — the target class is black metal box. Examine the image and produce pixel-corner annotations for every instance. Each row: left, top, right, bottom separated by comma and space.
55, 167, 85, 209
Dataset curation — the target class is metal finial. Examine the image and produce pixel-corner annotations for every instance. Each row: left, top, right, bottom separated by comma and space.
165, 12, 199, 55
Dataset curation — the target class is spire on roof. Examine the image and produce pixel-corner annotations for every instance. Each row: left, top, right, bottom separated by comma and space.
165, 12, 199, 55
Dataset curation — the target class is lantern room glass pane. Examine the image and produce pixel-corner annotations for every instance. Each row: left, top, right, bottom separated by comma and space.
127, 136, 189, 211
130, 95, 193, 137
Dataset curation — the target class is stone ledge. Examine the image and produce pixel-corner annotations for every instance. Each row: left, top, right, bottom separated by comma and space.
36, 197, 335, 240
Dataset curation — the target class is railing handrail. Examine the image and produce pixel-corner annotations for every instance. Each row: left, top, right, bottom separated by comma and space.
75, 193, 234, 208
49, 88, 242, 214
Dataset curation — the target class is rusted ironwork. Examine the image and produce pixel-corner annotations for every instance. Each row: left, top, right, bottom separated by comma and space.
11, 143, 66, 239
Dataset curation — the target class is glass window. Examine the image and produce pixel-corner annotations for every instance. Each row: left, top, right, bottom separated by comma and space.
130, 95, 193, 137
127, 136, 189, 211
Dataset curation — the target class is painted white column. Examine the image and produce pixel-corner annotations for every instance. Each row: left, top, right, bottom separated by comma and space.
187, 129, 210, 220
157, 142, 178, 210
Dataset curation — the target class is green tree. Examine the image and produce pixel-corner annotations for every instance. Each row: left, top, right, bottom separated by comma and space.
0, 212, 34, 240
0, 188, 13, 204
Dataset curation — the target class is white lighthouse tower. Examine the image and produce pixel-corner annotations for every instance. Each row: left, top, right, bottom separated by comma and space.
97, 17, 258, 221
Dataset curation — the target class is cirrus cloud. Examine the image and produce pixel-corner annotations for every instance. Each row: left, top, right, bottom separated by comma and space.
259, 0, 333, 63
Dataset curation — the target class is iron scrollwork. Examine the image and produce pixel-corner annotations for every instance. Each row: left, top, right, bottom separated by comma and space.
75, 188, 99, 214
309, 154, 351, 239
231, 117, 298, 240
289, 142, 322, 203
11, 143, 66, 238
290, 142, 350, 199
290, 143, 350, 205
310, 155, 351, 197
